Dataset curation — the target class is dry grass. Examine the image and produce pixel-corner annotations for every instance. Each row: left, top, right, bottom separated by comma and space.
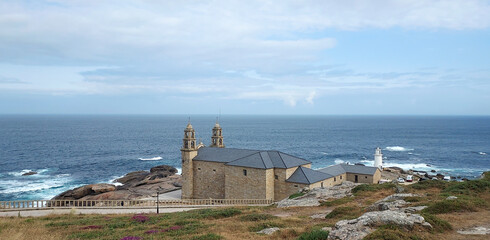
2, 176, 489, 240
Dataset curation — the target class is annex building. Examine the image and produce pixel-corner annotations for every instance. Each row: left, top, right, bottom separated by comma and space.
181, 122, 381, 201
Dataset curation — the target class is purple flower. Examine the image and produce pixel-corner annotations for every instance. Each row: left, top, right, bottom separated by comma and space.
169, 225, 182, 231
120, 237, 143, 240
131, 214, 150, 223
145, 229, 159, 234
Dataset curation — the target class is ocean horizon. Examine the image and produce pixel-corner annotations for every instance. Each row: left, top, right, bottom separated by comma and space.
1, 115, 489, 201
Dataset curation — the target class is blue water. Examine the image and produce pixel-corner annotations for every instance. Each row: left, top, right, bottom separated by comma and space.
0, 115, 489, 201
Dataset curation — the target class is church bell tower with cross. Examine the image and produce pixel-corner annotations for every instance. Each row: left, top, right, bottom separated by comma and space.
181, 121, 197, 199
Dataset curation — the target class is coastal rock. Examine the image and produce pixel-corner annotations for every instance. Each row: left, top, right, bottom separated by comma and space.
395, 185, 405, 193
277, 181, 358, 208
446, 196, 458, 200
53, 183, 116, 200
22, 171, 37, 176
150, 165, 177, 174
52, 165, 182, 201
457, 226, 490, 235
328, 210, 431, 240
257, 227, 280, 235
367, 193, 418, 212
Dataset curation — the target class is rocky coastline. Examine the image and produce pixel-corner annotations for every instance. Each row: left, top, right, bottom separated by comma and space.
52, 165, 182, 201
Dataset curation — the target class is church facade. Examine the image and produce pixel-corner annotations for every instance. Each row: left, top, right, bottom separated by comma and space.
181, 122, 381, 201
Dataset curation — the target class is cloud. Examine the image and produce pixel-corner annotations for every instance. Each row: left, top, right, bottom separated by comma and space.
0, 75, 27, 84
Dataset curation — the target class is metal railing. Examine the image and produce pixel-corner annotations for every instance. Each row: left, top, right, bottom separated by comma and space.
0, 199, 274, 210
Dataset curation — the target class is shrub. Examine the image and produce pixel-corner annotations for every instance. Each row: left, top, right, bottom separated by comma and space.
319, 197, 353, 207
410, 180, 448, 190
239, 213, 277, 221
297, 229, 329, 240
420, 213, 452, 233
423, 199, 477, 214
191, 233, 224, 240
289, 192, 306, 199
364, 225, 421, 240
325, 207, 360, 220
352, 183, 395, 194
443, 179, 490, 195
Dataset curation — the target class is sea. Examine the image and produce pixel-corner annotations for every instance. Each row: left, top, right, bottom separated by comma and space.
0, 115, 489, 201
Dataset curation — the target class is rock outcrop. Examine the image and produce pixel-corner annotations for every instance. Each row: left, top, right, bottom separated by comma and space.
52, 165, 182, 201
22, 171, 37, 176
328, 210, 431, 240
277, 181, 359, 208
367, 193, 419, 212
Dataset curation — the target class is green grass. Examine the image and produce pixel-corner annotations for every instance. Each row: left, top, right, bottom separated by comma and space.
325, 206, 361, 220
239, 213, 277, 221
289, 192, 306, 199
422, 199, 478, 214
249, 221, 285, 232
297, 229, 329, 240
443, 179, 490, 195
410, 180, 448, 190
176, 208, 242, 219
420, 213, 452, 233
319, 196, 354, 207
351, 183, 396, 195
363, 225, 423, 240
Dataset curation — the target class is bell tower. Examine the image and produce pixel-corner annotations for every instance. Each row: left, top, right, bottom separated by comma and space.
210, 120, 225, 148
181, 122, 198, 199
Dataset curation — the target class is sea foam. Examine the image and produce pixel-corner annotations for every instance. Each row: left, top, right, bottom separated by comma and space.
385, 146, 414, 152
138, 156, 163, 161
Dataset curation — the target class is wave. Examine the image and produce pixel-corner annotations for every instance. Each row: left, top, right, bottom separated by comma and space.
176, 168, 182, 175
0, 177, 70, 194
479, 152, 487, 155
385, 146, 414, 152
320, 152, 328, 155
6, 168, 50, 177
138, 156, 163, 161
334, 159, 345, 164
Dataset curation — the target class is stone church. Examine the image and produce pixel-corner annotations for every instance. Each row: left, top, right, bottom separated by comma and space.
181, 122, 381, 201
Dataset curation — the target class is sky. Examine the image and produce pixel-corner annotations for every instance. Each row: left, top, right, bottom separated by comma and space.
0, 0, 490, 115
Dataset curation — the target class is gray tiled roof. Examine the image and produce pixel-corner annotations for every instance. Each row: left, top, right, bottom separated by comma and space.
286, 166, 334, 184
193, 147, 310, 169
317, 164, 379, 175
340, 164, 379, 175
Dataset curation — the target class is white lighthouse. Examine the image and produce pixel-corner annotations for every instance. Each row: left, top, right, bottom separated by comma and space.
374, 147, 383, 169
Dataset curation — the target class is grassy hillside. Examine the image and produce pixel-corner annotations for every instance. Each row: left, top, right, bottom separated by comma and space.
1, 172, 488, 240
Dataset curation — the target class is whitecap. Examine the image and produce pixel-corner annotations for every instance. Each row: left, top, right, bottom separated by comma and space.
479, 152, 487, 155
334, 159, 345, 164
138, 156, 163, 161
176, 168, 182, 175
0, 177, 71, 194
320, 152, 328, 155
385, 146, 414, 152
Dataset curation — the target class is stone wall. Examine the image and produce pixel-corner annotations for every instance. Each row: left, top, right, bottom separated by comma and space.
346, 170, 380, 184
224, 166, 274, 199
181, 150, 198, 199
192, 160, 226, 199
273, 164, 312, 201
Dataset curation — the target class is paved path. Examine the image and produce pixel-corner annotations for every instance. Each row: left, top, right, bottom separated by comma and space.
0, 207, 198, 217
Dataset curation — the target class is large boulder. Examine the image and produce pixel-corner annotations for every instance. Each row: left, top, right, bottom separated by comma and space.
53, 183, 116, 200
367, 193, 418, 212
277, 181, 359, 208
52, 165, 182, 201
328, 210, 431, 240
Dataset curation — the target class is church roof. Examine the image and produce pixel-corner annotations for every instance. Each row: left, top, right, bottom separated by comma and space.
318, 163, 379, 175
286, 166, 334, 184
193, 147, 311, 169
